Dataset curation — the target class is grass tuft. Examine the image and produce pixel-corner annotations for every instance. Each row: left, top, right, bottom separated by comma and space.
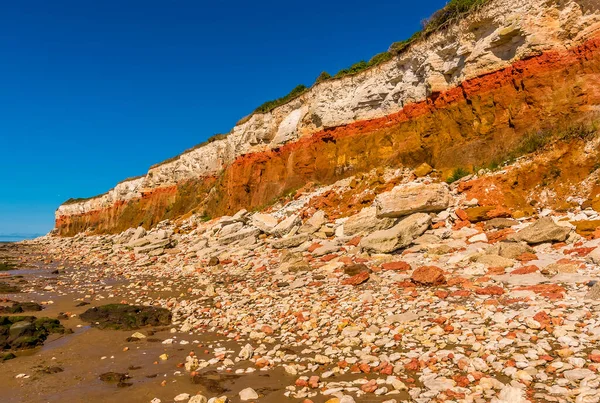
446, 167, 470, 184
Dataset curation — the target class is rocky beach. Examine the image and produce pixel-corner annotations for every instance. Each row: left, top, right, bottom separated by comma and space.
5, 167, 600, 402
4, 0, 600, 402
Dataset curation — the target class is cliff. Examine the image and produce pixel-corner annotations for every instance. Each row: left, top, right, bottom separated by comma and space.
56, 0, 600, 235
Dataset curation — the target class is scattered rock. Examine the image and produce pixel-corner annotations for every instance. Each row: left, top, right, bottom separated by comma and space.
342, 271, 369, 286
343, 207, 397, 237
414, 163, 433, 177
79, 304, 172, 330
411, 266, 446, 286
360, 213, 431, 253
239, 387, 259, 401
0, 301, 43, 314
0, 316, 67, 351
510, 217, 572, 244
375, 183, 450, 218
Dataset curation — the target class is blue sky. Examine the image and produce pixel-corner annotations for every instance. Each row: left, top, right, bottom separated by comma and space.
0, 0, 448, 236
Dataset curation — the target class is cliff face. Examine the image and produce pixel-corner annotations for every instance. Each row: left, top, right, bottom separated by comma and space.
56, 0, 600, 235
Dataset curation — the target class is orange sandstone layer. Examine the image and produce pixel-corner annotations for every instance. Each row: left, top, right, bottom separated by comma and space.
56, 37, 600, 235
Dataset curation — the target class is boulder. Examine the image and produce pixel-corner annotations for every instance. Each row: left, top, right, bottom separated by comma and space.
343, 207, 397, 237
484, 218, 518, 230
414, 163, 433, 177
487, 242, 533, 260
271, 233, 309, 249
462, 206, 495, 222
0, 316, 67, 351
272, 214, 300, 237
312, 241, 339, 257
128, 237, 151, 248
299, 210, 327, 234
134, 239, 170, 254
79, 304, 172, 330
375, 183, 450, 218
572, 220, 600, 237
587, 247, 600, 264
132, 226, 146, 240
411, 266, 446, 285
360, 213, 432, 253
344, 264, 370, 277
509, 217, 572, 244
219, 222, 244, 237
218, 228, 260, 246
239, 388, 259, 401
250, 213, 278, 234
342, 271, 370, 286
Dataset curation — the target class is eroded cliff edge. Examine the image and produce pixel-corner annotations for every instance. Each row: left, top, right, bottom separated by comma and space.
56, 0, 600, 235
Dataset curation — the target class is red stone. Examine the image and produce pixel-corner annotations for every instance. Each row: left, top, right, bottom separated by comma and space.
346, 236, 362, 246
564, 247, 595, 257
342, 271, 370, 286
320, 254, 337, 262
516, 252, 538, 262
475, 286, 505, 296
487, 266, 506, 275
411, 266, 446, 286
359, 362, 371, 373
404, 358, 420, 371
455, 209, 469, 221
361, 379, 378, 393
434, 290, 449, 299
453, 220, 470, 230
381, 261, 411, 271
511, 265, 539, 275
533, 311, 551, 327
590, 354, 600, 363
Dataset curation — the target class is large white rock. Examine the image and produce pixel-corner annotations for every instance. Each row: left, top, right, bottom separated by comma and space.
360, 213, 432, 253
271, 214, 300, 237
374, 183, 450, 218
239, 387, 259, 401
130, 226, 146, 241
343, 206, 398, 237
509, 217, 572, 244
218, 228, 260, 246
299, 210, 327, 234
271, 233, 309, 249
250, 213, 278, 234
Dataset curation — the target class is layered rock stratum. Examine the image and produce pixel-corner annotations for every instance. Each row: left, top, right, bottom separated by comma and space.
55, 0, 600, 235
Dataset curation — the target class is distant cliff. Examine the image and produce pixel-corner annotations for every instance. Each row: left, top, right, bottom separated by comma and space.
56, 0, 600, 235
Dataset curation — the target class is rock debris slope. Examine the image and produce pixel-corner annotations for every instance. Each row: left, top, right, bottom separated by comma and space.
32, 164, 600, 402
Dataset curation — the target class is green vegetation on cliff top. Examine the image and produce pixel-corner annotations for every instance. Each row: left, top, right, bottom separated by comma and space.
251, 0, 491, 116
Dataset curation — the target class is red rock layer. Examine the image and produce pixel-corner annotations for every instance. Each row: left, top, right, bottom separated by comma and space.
56, 36, 600, 235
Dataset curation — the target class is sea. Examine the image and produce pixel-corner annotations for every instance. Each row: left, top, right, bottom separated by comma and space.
0, 235, 41, 243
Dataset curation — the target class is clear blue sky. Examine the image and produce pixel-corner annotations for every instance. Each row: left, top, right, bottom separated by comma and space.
0, 0, 447, 236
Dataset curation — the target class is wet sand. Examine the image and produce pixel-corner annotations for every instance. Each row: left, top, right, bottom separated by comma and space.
0, 242, 396, 403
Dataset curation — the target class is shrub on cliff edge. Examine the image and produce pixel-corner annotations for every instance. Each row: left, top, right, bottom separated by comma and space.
254, 84, 309, 114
